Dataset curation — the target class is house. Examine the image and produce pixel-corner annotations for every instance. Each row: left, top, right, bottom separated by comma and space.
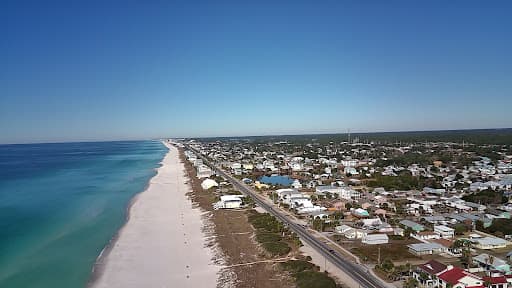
231, 163, 242, 175
254, 181, 270, 190
361, 233, 389, 245
434, 225, 455, 239
335, 224, 352, 234
465, 201, 487, 212
297, 205, 327, 214
197, 165, 213, 178
335, 225, 365, 239
331, 201, 346, 210
242, 163, 254, 171
471, 237, 507, 250
291, 179, 303, 189
276, 188, 302, 204
416, 231, 440, 240
413, 260, 448, 288
487, 209, 511, 219
482, 272, 509, 288
315, 185, 342, 196
361, 218, 383, 229
408, 243, 447, 256
352, 208, 370, 218
473, 253, 510, 273
193, 158, 203, 167
339, 187, 361, 200
310, 211, 329, 219
377, 223, 394, 233
201, 178, 219, 190
400, 219, 426, 232
422, 216, 447, 225
315, 185, 360, 200
432, 238, 460, 256
393, 227, 404, 236
213, 195, 244, 209
437, 265, 483, 288
345, 228, 365, 239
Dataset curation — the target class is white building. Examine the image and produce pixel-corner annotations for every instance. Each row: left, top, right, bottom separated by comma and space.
291, 179, 303, 189
197, 165, 213, 178
362, 233, 389, 245
213, 195, 244, 209
201, 178, 218, 190
408, 243, 447, 256
471, 237, 507, 250
434, 225, 455, 239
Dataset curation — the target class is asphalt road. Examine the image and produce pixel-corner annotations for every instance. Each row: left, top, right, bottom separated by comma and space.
186, 145, 388, 288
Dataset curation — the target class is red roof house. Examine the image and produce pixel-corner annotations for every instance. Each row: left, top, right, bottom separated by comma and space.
437, 266, 484, 288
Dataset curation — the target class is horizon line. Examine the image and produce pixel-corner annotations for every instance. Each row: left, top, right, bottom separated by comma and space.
2, 126, 511, 146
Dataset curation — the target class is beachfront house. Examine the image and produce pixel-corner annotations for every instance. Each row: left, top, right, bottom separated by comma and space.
213, 195, 244, 210
197, 165, 213, 178
201, 179, 219, 190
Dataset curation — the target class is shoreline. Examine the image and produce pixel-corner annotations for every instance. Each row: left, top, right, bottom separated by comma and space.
87, 184, 146, 284
88, 141, 219, 288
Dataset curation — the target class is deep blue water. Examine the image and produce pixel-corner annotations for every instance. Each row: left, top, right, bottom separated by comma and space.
0, 140, 167, 288
258, 175, 293, 186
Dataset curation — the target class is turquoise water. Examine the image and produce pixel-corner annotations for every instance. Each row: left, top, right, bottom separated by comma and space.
258, 175, 293, 186
0, 141, 167, 288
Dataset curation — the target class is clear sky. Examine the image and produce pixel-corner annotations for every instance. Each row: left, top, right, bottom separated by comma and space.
1, 0, 511, 144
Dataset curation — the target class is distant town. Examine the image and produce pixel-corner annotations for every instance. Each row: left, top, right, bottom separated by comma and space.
176, 129, 512, 288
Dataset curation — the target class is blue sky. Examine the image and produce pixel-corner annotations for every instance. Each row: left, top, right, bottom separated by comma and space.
1, 0, 511, 144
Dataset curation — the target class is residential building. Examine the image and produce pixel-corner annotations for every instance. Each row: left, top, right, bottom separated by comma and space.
471, 237, 507, 250
413, 260, 448, 288
434, 225, 455, 239
213, 195, 244, 209
361, 233, 389, 245
201, 178, 218, 190
408, 243, 447, 256
473, 253, 510, 273
437, 265, 483, 288
400, 219, 426, 232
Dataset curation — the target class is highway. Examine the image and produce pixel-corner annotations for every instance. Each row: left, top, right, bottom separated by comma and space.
185, 145, 389, 288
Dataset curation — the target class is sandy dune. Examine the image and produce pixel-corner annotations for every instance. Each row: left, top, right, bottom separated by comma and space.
90, 142, 219, 288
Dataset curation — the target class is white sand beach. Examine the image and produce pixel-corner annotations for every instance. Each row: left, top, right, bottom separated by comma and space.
90, 142, 219, 288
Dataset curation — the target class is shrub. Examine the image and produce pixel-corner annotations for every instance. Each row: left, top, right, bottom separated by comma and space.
262, 242, 291, 256
256, 232, 282, 243
281, 260, 317, 274
248, 212, 284, 233
295, 271, 337, 288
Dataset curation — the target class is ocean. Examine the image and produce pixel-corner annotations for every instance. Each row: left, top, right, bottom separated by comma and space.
0, 140, 167, 288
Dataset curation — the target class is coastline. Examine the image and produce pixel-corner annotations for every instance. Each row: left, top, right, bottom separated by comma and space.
89, 141, 219, 288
